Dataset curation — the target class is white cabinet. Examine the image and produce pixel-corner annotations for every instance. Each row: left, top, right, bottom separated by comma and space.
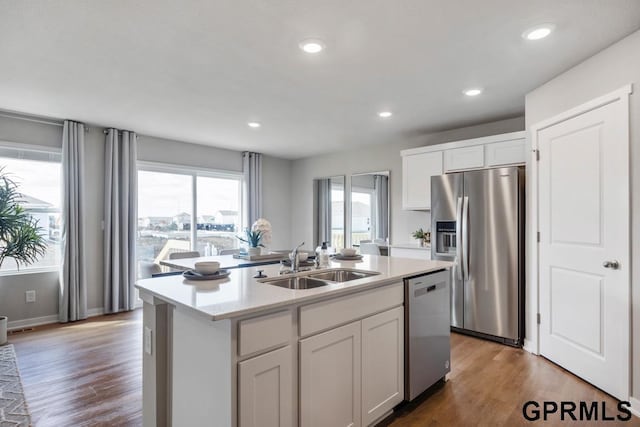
300, 306, 404, 427
485, 139, 526, 166
239, 346, 293, 427
402, 151, 443, 210
444, 145, 484, 172
300, 321, 362, 427
362, 306, 404, 426
401, 131, 526, 210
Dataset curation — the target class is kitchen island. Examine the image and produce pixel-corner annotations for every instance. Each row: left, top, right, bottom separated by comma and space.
136, 255, 452, 427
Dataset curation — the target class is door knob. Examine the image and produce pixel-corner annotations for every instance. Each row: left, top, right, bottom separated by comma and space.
603, 260, 620, 270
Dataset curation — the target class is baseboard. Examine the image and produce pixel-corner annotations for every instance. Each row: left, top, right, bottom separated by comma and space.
7, 314, 58, 330
630, 397, 640, 418
523, 338, 538, 355
7, 306, 124, 331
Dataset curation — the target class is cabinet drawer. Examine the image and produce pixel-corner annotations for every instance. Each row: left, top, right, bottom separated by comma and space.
299, 283, 403, 337
238, 310, 292, 357
444, 145, 484, 171
485, 139, 526, 166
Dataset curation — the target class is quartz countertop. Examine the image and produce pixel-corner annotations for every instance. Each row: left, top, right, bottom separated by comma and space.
135, 255, 451, 321
390, 243, 432, 250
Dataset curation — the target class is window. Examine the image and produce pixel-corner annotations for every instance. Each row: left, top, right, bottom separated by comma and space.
136, 164, 242, 276
0, 145, 62, 274
351, 190, 373, 245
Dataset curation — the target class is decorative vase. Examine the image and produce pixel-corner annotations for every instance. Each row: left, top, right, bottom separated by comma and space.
0, 316, 7, 346
418, 238, 425, 247
248, 247, 261, 257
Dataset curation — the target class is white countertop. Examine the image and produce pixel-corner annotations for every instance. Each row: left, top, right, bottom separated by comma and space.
390, 243, 432, 250
135, 255, 451, 321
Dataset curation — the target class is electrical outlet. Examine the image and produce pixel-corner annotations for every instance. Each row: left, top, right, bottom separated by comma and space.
25, 290, 36, 303
144, 326, 152, 355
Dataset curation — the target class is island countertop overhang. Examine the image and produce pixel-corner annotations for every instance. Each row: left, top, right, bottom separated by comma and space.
135, 255, 453, 321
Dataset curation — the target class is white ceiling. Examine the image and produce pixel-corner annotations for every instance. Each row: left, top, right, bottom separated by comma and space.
1, 1, 639, 159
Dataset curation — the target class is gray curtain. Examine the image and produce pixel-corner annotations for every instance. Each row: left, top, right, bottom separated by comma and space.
104, 129, 138, 313
315, 179, 332, 246
242, 152, 262, 227
59, 120, 87, 323
374, 175, 389, 241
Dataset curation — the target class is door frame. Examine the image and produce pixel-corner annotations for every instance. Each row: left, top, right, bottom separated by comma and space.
527, 84, 632, 382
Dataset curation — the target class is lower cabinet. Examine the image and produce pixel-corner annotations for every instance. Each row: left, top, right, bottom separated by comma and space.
362, 306, 404, 425
238, 346, 293, 427
300, 306, 404, 427
300, 321, 362, 427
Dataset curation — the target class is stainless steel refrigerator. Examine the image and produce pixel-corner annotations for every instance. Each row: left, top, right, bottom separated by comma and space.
430, 166, 525, 346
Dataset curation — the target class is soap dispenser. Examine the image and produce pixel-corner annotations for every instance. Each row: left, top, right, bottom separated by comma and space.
318, 241, 330, 268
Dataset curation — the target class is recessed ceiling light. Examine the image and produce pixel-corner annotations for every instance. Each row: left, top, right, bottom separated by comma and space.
378, 111, 393, 118
522, 24, 555, 41
463, 88, 483, 97
247, 122, 261, 128
299, 39, 325, 54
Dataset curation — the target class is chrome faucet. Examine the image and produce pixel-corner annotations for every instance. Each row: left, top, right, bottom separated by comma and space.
289, 241, 305, 273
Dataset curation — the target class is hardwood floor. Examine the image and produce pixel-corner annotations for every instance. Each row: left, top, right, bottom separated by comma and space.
8, 310, 638, 426
10, 310, 143, 426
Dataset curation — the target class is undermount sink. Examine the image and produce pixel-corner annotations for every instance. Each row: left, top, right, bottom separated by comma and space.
261, 268, 381, 290
307, 269, 380, 282
261, 276, 330, 290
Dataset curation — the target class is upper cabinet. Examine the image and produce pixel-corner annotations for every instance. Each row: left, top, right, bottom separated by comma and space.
402, 151, 443, 210
401, 131, 526, 210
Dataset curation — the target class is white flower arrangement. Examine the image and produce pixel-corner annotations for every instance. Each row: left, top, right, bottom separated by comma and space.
252, 218, 272, 245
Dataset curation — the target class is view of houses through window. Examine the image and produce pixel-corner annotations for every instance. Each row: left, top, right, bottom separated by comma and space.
0, 147, 62, 273
136, 166, 242, 277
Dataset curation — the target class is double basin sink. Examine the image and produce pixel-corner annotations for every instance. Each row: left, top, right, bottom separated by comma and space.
260, 268, 380, 290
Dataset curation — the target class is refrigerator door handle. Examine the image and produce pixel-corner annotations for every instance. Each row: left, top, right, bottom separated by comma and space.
462, 196, 470, 281
455, 197, 463, 281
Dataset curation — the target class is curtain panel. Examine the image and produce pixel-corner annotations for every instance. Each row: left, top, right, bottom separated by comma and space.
242, 151, 262, 228
104, 129, 138, 313
374, 175, 389, 241
315, 178, 332, 246
59, 120, 88, 322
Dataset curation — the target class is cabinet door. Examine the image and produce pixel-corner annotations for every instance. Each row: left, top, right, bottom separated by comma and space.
239, 346, 293, 427
402, 151, 443, 210
300, 322, 361, 427
362, 306, 404, 426
485, 138, 526, 166
444, 145, 484, 172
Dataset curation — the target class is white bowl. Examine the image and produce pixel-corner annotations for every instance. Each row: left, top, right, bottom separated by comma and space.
297, 252, 309, 263
340, 248, 357, 257
194, 261, 220, 275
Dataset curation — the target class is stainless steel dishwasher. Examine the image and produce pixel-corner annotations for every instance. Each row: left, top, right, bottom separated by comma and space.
404, 269, 451, 401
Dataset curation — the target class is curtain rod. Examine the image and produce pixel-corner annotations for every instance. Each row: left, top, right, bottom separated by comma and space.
103, 129, 138, 137
0, 111, 90, 132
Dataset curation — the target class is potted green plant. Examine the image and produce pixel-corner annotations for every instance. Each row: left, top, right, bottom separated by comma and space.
237, 228, 264, 256
0, 171, 47, 345
412, 228, 426, 247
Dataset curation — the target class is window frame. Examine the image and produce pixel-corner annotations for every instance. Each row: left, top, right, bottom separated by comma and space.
0, 140, 62, 276
136, 160, 244, 255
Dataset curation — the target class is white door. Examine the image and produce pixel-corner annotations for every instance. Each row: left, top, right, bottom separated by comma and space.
362, 307, 404, 426
300, 321, 361, 427
536, 89, 630, 400
238, 346, 293, 427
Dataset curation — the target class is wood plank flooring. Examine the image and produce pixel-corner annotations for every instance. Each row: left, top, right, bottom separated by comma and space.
8, 310, 639, 426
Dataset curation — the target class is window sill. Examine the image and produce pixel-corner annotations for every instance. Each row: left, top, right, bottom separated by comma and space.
0, 267, 60, 277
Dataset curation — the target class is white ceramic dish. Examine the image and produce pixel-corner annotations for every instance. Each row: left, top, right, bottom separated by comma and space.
194, 261, 220, 275
340, 248, 357, 257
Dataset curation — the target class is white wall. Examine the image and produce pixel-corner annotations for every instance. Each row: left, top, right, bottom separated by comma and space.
289, 116, 525, 249
525, 29, 640, 400
0, 114, 292, 325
